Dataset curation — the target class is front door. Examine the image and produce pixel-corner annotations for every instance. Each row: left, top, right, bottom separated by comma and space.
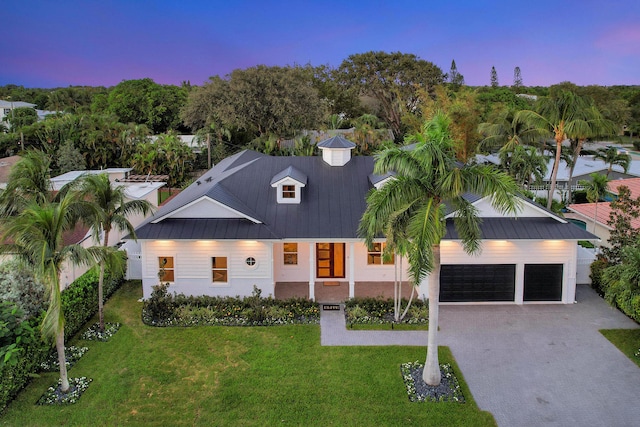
316, 243, 345, 278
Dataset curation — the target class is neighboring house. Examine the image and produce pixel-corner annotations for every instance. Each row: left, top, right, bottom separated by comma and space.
51, 168, 164, 287
133, 136, 595, 305
477, 152, 640, 201
0, 99, 57, 126
566, 177, 640, 247
0, 155, 21, 189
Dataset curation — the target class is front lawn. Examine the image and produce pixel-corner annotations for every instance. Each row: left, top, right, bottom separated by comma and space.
600, 329, 640, 368
1, 281, 495, 426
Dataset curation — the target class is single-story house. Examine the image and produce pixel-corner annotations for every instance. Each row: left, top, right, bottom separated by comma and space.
566, 177, 640, 246
134, 136, 595, 304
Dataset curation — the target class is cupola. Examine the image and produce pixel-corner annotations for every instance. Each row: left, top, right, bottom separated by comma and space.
317, 136, 356, 166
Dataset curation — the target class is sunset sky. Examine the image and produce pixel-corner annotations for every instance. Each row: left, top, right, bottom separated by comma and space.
2, 0, 639, 88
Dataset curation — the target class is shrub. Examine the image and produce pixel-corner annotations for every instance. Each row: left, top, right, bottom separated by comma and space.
142, 286, 319, 327
345, 297, 428, 325
589, 255, 609, 297
0, 302, 36, 368
0, 261, 46, 318
0, 268, 125, 413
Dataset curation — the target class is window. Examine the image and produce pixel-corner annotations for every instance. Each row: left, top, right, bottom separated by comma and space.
158, 257, 175, 282
283, 243, 298, 265
367, 243, 394, 265
245, 257, 257, 267
212, 257, 228, 283
282, 185, 296, 199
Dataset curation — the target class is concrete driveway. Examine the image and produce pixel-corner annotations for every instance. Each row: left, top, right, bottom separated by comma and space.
320, 285, 640, 426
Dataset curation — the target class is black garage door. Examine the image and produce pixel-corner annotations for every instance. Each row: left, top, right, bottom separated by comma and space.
524, 264, 563, 301
440, 264, 516, 302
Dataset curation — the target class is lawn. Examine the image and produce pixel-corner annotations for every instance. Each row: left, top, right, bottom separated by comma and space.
0, 281, 496, 426
600, 329, 640, 368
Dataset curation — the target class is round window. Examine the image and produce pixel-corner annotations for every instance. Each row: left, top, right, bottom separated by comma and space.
245, 257, 257, 267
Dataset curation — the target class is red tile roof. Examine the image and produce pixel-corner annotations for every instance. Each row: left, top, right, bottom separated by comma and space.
608, 178, 640, 198
567, 202, 640, 230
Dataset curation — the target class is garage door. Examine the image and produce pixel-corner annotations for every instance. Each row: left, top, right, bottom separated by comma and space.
524, 264, 563, 302
440, 264, 516, 302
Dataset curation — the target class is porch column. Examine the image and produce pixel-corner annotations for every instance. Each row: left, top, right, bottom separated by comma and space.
348, 242, 355, 299
309, 243, 315, 301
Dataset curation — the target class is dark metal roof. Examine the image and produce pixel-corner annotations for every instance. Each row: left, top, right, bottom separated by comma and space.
317, 135, 356, 149
368, 171, 395, 186
135, 149, 593, 242
444, 217, 598, 240
270, 165, 308, 185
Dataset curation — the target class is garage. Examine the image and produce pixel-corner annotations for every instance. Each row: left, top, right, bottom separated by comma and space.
440, 264, 516, 302
524, 264, 563, 302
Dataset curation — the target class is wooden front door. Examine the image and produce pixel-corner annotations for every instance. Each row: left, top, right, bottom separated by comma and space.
316, 243, 345, 279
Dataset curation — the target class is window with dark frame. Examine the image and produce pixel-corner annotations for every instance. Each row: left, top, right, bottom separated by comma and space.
212, 257, 228, 283
283, 243, 298, 265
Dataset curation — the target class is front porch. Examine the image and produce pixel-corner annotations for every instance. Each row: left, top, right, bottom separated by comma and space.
274, 281, 415, 303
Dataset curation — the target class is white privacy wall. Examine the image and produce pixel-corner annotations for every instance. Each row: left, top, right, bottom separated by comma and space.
141, 240, 274, 299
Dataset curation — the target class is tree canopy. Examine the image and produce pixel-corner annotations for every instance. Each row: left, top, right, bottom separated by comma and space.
181, 66, 326, 138
336, 51, 444, 139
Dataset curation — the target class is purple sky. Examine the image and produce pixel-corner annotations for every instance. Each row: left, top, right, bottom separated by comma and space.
2, 0, 639, 88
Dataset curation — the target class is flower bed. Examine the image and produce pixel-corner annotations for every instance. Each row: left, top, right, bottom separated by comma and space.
344, 297, 428, 327
39, 346, 89, 372
401, 361, 465, 403
81, 322, 121, 342
142, 284, 320, 327
36, 377, 92, 405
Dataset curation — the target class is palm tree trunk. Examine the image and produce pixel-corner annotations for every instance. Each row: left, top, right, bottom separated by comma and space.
394, 256, 399, 322
98, 231, 110, 332
547, 140, 563, 210
423, 244, 441, 386
56, 330, 70, 393
567, 140, 584, 204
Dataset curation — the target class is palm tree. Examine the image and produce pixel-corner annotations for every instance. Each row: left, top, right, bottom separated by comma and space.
594, 146, 631, 177
508, 145, 548, 190
359, 112, 520, 386
0, 193, 99, 393
75, 173, 152, 331
0, 150, 52, 216
516, 91, 611, 209
479, 107, 543, 163
579, 173, 609, 233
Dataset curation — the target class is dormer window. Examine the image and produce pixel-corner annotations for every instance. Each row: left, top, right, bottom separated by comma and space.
270, 166, 307, 205
282, 185, 296, 199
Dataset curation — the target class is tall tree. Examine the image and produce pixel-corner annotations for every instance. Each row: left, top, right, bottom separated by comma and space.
447, 60, 465, 89
516, 91, 609, 209
0, 193, 99, 393
359, 112, 519, 385
490, 66, 499, 88
479, 107, 544, 158
507, 145, 548, 190
513, 67, 523, 91
181, 66, 325, 138
337, 51, 444, 139
75, 173, 151, 331
594, 146, 631, 177
579, 173, 609, 233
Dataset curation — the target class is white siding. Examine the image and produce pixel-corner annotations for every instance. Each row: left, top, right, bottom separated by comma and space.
169, 198, 246, 219
352, 242, 408, 282
273, 242, 311, 282
471, 197, 550, 218
141, 240, 273, 299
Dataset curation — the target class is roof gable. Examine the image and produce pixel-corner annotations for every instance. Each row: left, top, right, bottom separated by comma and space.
152, 196, 261, 223
270, 166, 307, 186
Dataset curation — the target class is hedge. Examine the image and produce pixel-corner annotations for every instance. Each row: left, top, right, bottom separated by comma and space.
0, 268, 125, 413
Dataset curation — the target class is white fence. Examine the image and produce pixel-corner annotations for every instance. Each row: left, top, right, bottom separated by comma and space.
576, 246, 597, 285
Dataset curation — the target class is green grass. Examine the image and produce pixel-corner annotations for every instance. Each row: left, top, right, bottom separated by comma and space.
600, 329, 640, 368
0, 281, 495, 426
